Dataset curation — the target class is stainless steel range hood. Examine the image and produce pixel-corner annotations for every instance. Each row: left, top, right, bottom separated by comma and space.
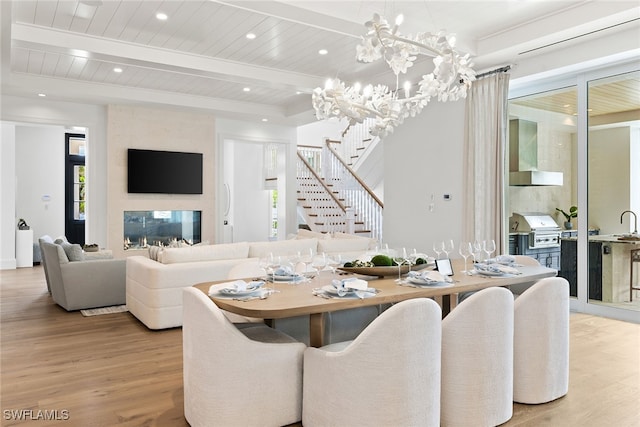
509, 119, 563, 186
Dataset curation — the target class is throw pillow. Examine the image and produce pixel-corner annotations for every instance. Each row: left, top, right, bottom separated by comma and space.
60, 242, 85, 262
148, 245, 162, 261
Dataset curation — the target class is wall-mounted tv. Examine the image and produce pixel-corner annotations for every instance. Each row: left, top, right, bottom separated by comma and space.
127, 149, 203, 194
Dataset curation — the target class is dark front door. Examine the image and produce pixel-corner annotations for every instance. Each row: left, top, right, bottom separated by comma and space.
65, 133, 86, 246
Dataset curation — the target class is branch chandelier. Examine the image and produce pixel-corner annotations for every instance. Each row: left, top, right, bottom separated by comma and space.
312, 14, 476, 137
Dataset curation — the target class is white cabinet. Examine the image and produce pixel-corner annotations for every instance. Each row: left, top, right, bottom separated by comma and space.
16, 229, 33, 268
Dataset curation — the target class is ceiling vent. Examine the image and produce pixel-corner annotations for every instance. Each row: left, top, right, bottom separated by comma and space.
509, 119, 563, 186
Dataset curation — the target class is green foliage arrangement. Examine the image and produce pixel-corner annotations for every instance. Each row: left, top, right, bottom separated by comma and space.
556, 206, 578, 222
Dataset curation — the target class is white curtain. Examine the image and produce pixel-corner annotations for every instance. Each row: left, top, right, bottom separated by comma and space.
462, 73, 510, 254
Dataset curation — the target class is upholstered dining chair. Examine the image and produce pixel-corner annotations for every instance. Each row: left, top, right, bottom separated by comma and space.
514, 276, 569, 404
302, 298, 442, 427
441, 287, 514, 427
182, 287, 306, 427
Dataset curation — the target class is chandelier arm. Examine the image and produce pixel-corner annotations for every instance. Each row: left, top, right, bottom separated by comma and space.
348, 103, 387, 119
383, 33, 443, 57
372, 25, 443, 58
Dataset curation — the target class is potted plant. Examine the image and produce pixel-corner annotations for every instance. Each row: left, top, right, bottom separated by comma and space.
556, 206, 577, 230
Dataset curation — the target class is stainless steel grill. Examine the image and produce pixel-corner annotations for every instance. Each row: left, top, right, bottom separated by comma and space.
509, 213, 561, 249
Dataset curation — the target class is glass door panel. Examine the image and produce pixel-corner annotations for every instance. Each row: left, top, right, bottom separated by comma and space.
508, 86, 578, 296
587, 71, 640, 312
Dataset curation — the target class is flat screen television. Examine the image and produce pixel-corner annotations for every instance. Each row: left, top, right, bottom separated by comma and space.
127, 149, 203, 194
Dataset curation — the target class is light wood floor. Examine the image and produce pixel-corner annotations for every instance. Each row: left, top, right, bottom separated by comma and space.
1, 266, 639, 426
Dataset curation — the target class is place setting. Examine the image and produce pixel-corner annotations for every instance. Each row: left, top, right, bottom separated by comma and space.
400, 270, 454, 288
312, 277, 380, 300
208, 279, 276, 301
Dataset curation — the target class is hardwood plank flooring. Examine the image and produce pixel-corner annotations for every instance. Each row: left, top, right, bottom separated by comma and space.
1, 266, 639, 426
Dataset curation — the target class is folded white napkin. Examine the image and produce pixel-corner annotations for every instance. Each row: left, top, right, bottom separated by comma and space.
474, 263, 520, 275
408, 270, 449, 283
486, 254, 516, 265
274, 265, 295, 276
331, 278, 370, 296
209, 280, 264, 295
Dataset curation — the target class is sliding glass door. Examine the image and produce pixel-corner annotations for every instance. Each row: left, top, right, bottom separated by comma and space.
587, 70, 640, 313
508, 62, 639, 323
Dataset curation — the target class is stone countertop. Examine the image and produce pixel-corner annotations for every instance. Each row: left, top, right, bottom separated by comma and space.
585, 235, 640, 244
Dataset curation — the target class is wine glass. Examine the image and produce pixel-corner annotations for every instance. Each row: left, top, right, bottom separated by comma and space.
483, 239, 496, 261
472, 240, 483, 262
326, 253, 342, 275
298, 249, 314, 275
394, 248, 408, 282
258, 256, 270, 278
311, 253, 327, 274
441, 239, 454, 259
432, 242, 443, 260
458, 242, 472, 274
267, 253, 281, 282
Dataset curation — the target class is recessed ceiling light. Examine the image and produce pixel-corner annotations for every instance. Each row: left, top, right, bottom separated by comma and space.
113, 67, 123, 73
243, 87, 251, 92
246, 33, 256, 40
318, 49, 328, 55
262, 118, 268, 122
156, 12, 168, 21
38, 93, 46, 97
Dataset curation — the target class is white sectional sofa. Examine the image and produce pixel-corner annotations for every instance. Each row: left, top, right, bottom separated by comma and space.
126, 233, 377, 330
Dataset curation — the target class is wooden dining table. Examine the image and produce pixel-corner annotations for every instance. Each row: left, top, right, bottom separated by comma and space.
193, 259, 557, 347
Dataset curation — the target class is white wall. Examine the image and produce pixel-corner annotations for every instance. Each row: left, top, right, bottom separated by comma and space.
296, 118, 346, 147
631, 128, 640, 224
382, 100, 466, 254
0, 123, 17, 269
15, 125, 66, 241
589, 127, 632, 234
1, 96, 106, 269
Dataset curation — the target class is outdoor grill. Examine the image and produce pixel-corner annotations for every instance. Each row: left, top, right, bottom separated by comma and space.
509, 213, 561, 249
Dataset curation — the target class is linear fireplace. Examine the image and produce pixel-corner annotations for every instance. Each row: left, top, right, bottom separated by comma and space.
124, 210, 201, 250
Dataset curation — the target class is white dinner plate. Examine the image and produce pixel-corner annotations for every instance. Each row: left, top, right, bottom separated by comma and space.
407, 277, 449, 286
474, 269, 505, 277
272, 274, 303, 282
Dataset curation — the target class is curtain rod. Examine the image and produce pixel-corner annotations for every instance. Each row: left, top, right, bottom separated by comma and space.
475, 65, 512, 79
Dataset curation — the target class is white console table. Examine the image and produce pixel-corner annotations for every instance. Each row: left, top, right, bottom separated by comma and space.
16, 229, 34, 268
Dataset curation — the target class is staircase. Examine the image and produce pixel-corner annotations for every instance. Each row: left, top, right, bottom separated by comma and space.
296, 120, 384, 241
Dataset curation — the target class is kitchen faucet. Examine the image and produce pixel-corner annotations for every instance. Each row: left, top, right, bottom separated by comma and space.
620, 210, 638, 235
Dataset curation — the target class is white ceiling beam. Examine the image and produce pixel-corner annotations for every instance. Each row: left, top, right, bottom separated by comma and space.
11, 23, 321, 91
2, 73, 291, 119
214, 0, 364, 37
474, 3, 640, 68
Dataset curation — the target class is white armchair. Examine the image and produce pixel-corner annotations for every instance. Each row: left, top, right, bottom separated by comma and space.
514, 277, 569, 404
441, 287, 514, 427
302, 298, 443, 427
40, 241, 125, 311
182, 287, 306, 427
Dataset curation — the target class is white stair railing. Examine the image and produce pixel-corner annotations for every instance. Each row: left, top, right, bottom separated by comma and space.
323, 141, 384, 241
329, 118, 378, 168
296, 151, 348, 234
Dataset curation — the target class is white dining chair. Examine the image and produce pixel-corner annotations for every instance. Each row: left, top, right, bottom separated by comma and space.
514, 277, 569, 404
302, 298, 442, 427
441, 287, 514, 427
182, 287, 306, 427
